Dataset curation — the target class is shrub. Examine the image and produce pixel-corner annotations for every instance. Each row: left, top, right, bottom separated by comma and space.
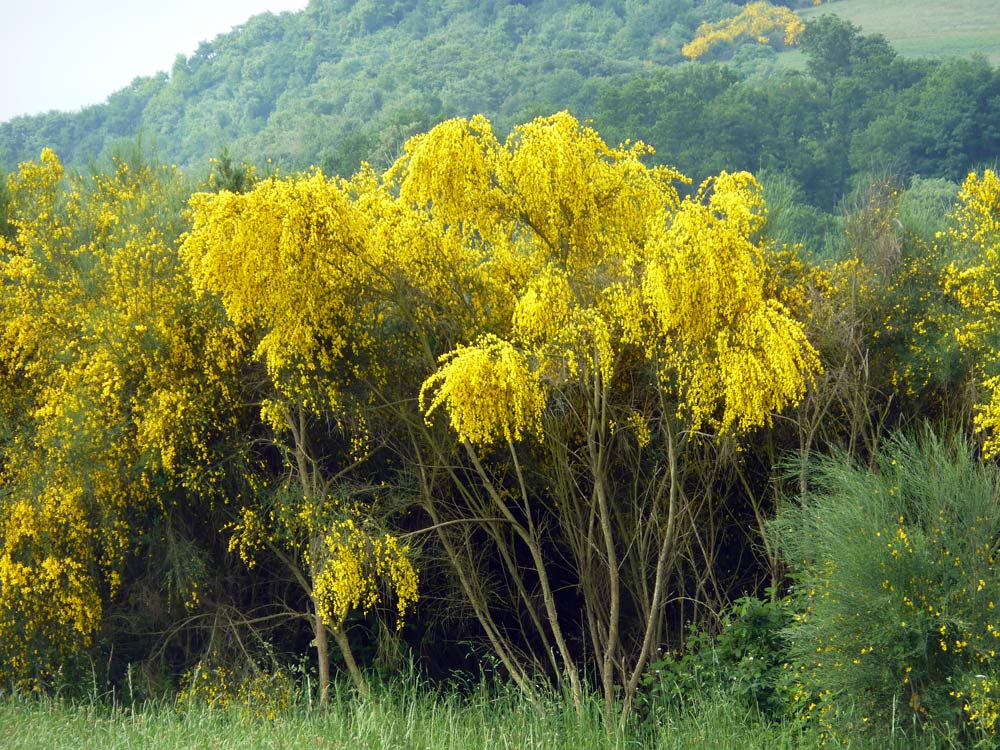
639, 593, 795, 720
774, 431, 1000, 744
176, 657, 298, 720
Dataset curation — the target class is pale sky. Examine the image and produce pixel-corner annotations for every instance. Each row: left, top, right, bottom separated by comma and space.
1, 0, 310, 123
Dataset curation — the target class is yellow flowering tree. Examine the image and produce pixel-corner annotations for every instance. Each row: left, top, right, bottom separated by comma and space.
683, 2, 806, 60
180, 170, 420, 704
405, 113, 820, 717
0, 116, 821, 710
0, 149, 243, 687
941, 169, 1000, 457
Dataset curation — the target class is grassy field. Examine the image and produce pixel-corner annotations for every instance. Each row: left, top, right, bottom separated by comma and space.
788, 0, 1000, 65
0, 680, 958, 750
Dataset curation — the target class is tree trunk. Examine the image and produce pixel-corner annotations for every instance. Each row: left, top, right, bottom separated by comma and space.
331, 624, 370, 698
313, 604, 331, 709
312, 600, 370, 707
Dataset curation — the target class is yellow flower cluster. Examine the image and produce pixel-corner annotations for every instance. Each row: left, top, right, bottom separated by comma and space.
177, 659, 297, 719
402, 114, 818, 446
421, 335, 547, 447
312, 516, 418, 630
228, 487, 418, 635
185, 113, 816, 465
940, 170, 1000, 456
954, 675, 1000, 736
183, 170, 370, 409
0, 485, 102, 687
0, 113, 824, 688
644, 172, 819, 433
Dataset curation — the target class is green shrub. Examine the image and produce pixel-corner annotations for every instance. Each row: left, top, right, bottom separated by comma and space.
639, 593, 795, 720
899, 176, 959, 243
774, 431, 1000, 745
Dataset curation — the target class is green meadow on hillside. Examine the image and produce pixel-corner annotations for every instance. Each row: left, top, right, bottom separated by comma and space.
800, 0, 1000, 63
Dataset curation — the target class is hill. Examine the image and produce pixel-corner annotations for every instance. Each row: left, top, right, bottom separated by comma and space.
0, 0, 741, 175
1, 0, 998, 200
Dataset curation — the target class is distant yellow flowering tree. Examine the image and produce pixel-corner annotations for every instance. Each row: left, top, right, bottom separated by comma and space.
683, 1, 806, 60
404, 113, 820, 717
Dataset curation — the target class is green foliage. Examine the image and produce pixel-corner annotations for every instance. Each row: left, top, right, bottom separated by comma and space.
798, 14, 896, 93
809, 173, 972, 439
851, 56, 1000, 183
0, 0, 996, 223
597, 16, 1000, 211
899, 176, 959, 243
206, 148, 258, 193
774, 431, 1000, 743
639, 594, 795, 719
759, 170, 840, 255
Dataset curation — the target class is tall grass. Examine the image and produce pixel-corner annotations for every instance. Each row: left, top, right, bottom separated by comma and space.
0, 675, 956, 750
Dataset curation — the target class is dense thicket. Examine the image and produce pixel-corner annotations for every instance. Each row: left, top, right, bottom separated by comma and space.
3, 107, 1000, 734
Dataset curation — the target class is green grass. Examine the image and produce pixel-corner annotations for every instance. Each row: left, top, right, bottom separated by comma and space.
0, 679, 958, 750
786, 0, 1000, 65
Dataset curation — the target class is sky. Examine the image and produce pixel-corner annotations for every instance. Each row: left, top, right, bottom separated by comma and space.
0, 0, 310, 123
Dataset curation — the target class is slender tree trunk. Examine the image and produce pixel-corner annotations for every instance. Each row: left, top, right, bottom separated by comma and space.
621, 421, 680, 722
469, 440, 585, 716
408, 432, 544, 710
312, 603, 331, 709
311, 596, 370, 706
331, 625, 369, 698
589, 419, 619, 718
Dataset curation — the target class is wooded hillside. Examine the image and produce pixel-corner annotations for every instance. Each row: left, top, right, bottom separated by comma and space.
0, 0, 739, 173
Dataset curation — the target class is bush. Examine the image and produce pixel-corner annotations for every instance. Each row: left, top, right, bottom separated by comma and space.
176, 657, 299, 719
774, 431, 1000, 744
639, 593, 795, 720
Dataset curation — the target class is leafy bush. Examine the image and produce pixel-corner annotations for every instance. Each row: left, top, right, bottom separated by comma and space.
899, 176, 958, 243
176, 657, 299, 719
774, 431, 1000, 744
639, 593, 795, 720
